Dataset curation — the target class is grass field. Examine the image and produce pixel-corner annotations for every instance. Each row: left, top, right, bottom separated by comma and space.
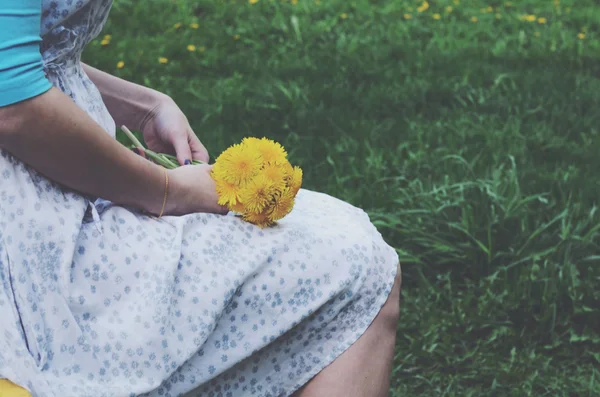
84, 0, 600, 395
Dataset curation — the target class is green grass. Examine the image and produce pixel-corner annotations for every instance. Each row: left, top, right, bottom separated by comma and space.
84, 0, 600, 395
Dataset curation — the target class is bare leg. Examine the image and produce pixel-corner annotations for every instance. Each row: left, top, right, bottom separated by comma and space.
291, 263, 402, 397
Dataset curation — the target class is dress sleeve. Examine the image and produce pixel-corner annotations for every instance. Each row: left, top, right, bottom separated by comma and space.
0, 0, 52, 107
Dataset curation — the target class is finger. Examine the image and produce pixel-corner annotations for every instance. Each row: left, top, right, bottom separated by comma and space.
130, 147, 147, 159
188, 129, 210, 163
171, 133, 194, 166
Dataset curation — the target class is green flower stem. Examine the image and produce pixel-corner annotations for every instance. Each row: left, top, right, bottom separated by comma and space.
121, 125, 204, 169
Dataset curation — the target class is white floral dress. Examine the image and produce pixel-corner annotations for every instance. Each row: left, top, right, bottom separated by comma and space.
0, 1, 399, 396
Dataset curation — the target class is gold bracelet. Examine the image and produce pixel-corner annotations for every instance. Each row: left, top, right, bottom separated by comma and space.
158, 168, 168, 218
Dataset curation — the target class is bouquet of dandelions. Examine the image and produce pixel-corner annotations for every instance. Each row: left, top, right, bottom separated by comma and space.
121, 126, 302, 228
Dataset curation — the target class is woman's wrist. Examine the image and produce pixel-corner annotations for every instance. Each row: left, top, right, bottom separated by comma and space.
81, 63, 169, 131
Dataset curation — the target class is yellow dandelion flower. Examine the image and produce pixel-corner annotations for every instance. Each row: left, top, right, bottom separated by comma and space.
239, 174, 276, 213
261, 164, 287, 191
404, 13, 412, 20
288, 166, 303, 195
215, 143, 262, 186
174, 22, 182, 29
453, 0, 459, 5
215, 179, 240, 207
233, 34, 240, 40
243, 137, 287, 164
103, 34, 112, 40
314, 0, 321, 4
432, 13, 441, 20
487, 6, 493, 12
291, 0, 298, 5
446, 6, 453, 12
521, 14, 536, 22
471, 16, 478, 23
268, 188, 295, 222
190, 23, 199, 29
578, 32, 586, 40
243, 210, 273, 228
417, 1, 429, 13
340, 13, 348, 19
249, 0, 259, 4
158, 57, 169, 64
537, 17, 546, 24
116, 61, 125, 69
495, 13, 502, 19
198, 46, 206, 53
100, 39, 110, 46
231, 201, 246, 214
187, 44, 196, 51
505, 1, 512, 6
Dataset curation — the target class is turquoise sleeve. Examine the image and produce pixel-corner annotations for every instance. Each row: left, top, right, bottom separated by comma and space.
0, 0, 53, 107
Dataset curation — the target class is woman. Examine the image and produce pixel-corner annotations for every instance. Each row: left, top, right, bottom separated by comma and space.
0, 1, 401, 396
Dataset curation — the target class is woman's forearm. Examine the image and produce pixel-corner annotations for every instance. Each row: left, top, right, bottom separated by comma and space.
82, 63, 165, 131
0, 87, 167, 215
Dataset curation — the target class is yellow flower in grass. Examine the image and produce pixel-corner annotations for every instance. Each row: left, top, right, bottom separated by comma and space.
187, 44, 196, 51
432, 13, 441, 20
340, 13, 348, 20
174, 22, 182, 29
446, 6, 453, 13
239, 174, 276, 213
116, 61, 125, 69
404, 13, 412, 20
417, 1, 429, 12
471, 16, 478, 23
537, 17, 547, 24
190, 23, 199, 29
521, 14, 536, 22
100, 38, 110, 46
578, 32, 586, 40
249, 0, 259, 4
158, 57, 169, 64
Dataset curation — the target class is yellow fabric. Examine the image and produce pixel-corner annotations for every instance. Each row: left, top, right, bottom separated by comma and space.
0, 380, 31, 397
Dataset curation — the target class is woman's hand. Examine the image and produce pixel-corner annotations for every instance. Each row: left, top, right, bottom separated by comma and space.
165, 164, 229, 216
140, 96, 210, 165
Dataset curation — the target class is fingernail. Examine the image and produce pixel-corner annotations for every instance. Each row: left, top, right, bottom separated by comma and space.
184, 159, 191, 165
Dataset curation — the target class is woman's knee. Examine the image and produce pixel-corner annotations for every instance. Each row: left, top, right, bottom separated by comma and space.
377, 263, 402, 328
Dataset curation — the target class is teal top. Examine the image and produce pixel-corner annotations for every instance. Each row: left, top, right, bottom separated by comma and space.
0, 0, 52, 107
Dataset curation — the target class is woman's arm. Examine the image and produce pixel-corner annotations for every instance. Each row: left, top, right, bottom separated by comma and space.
0, 87, 226, 216
81, 63, 165, 132
82, 63, 210, 165
0, 87, 167, 215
